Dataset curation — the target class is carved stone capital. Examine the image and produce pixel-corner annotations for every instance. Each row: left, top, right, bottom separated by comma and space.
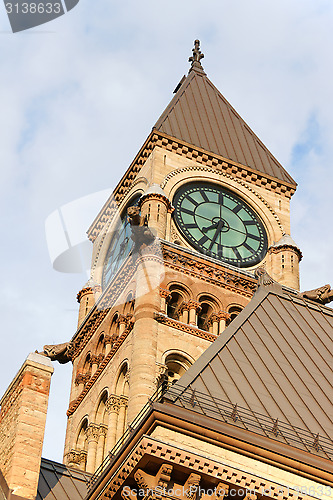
66, 449, 87, 466
187, 300, 202, 313
90, 354, 104, 366
75, 372, 90, 386
104, 334, 118, 345
85, 423, 100, 442
106, 394, 121, 414
118, 314, 128, 325
217, 311, 231, 322
159, 288, 171, 300
99, 424, 108, 438
119, 395, 128, 408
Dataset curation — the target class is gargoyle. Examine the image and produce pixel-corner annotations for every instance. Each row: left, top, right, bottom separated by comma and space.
36, 342, 74, 364
299, 284, 333, 305
127, 206, 155, 249
254, 267, 274, 286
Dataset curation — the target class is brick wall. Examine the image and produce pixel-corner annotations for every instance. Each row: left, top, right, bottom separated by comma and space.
0, 353, 54, 500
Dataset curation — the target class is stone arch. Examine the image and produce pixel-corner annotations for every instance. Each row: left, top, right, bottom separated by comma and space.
95, 333, 106, 357
226, 304, 244, 326
197, 294, 220, 332
162, 351, 193, 386
109, 312, 120, 336
166, 283, 191, 320
163, 170, 285, 251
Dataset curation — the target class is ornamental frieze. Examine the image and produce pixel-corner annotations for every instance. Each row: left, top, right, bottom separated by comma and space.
161, 242, 256, 297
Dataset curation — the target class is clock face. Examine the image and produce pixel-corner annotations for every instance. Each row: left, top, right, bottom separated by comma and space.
173, 183, 268, 268
102, 195, 140, 288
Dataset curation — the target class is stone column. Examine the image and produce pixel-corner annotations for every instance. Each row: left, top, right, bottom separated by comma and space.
105, 395, 120, 453
85, 423, 100, 474
90, 355, 100, 377
77, 286, 94, 328
159, 288, 171, 313
95, 425, 108, 468
218, 311, 230, 334
180, 302, 190, 324
104, 335, 114, 355
118, 314, 128, 335
209, 313, 220, 335
127, 243, 162, 423
139, 189, 173, 240
116, 396, 128, 443
187, 301, 201, 326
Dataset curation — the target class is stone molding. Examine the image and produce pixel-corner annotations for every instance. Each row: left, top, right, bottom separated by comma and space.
162, 244, 256, 297
154, 313, 217, 342
66, 449, 87, 466
85, 423, 100, 442
98, 436, 308, 500
139, 191, 174, 213
105, 395, 121, 414
87, 131, 294, 243
268, 245, 303, 261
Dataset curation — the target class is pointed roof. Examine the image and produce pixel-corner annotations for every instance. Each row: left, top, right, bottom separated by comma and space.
154, 43, 296, 186
166, 282, 333, 451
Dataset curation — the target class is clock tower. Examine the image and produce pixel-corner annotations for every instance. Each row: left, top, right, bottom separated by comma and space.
63, 41, 301, 474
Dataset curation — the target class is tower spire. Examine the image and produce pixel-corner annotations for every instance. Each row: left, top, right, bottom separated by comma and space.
189, 39, 205, 73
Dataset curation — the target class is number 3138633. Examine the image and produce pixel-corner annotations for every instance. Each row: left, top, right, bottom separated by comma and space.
5, 3, 61, 14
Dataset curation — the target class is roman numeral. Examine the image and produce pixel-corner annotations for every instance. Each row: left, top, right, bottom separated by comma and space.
186, 195, 199, 207
243, 242, 254, 252
200, 191, 210, 203
181, 207, 195, 216
232, 247, 242, 260
232, 204, 242, 214
198, 235, 209, 246
244, 220, 256, 226
248, 233, 261, 241
185, 223, 197, 229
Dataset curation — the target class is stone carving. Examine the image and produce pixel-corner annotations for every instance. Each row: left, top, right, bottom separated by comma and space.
184, 473, 201, 499
156, 463, 173, 490
66, 449, 87, 466
85, 423, 100, 442
255, 267, 274, 287
299, 284, 333, 304
127, 206, 155, 249
106, 395, 121, 414
37, 342, 74, 364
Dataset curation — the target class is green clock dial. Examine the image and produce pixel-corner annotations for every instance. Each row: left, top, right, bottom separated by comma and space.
102, 195, 140, 289
173, 183, 267, 267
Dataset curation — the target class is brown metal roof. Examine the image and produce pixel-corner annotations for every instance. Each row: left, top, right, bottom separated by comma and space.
154, 68, 296, 186
37, 458, 90, 500
167, 282, 333, 450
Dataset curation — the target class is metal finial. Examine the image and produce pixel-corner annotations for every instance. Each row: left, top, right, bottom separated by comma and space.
189, 39, 204, 70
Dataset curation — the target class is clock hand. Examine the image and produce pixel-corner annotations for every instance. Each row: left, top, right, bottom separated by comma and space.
208, 219, 224, 251
202, 220, 219, 233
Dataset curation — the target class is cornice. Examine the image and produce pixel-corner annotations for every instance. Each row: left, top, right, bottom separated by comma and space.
90, 435, 314, 500
154, 313, 217, 342
87, 131, 295, 242
161, 242, 257, 297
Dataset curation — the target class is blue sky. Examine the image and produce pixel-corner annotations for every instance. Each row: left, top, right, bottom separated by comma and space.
1, 0, 333, 462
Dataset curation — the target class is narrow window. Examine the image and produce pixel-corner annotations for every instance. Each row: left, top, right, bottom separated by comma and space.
281, 254, 285, 269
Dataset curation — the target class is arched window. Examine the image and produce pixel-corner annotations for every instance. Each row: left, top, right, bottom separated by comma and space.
95, 391, 108, 425
110, 313, 119, 336
197, 302, 214, 331
226, 305, 243, 326
82, 353, 91, 376
123, 292, 135, 316
167, 291, 183, 319
96, 334, 106, 357
165, 353, 192, 386
76, 418, 88, 452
